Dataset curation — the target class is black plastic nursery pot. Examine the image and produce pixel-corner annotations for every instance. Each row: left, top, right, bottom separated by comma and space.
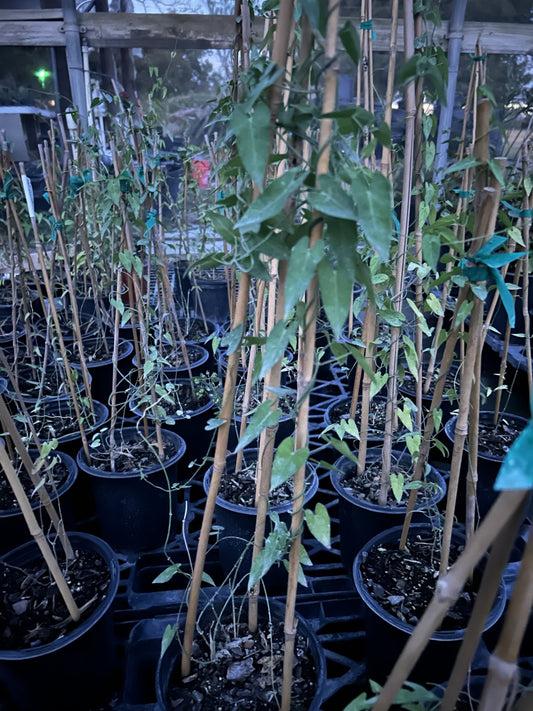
0, 531, 120, 711
352, 524, 507, 686
155, 596, 327, 711
330, 448, 446, 570
132, 341, 210, 378
76, 426, 186, 552
203, 449, 319, 593
324, 394, 403, 450
71, 336, 134, 406
0, 450, 78, 555
191, 270, 231, 325
444, 410, 528, 521
129, 378, 215, 466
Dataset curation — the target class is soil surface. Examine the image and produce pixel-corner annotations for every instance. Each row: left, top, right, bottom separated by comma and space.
0, 546, 110, 650
360, 529, 479, 631
329, 397, 394, 440
87, 432, 179, 473
477, 416, 524, 459
218, 458, 302, 508
339, 460, 438, 507
4, 362, 78, 401
160, 343, 206, 370
67, 337, 128, 364
167, 617, 317, 710
17, 401, 96, 442
136, 381, 213, 420
178, 318, 215, 341
0, 454, 70, 511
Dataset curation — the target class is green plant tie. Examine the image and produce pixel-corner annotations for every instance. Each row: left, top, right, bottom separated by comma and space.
360, 20, 376, 39
469, 53, 487, 62
454, 189, 475, 199
0, 172, 14, 200
144, 208, 157, 234
460, 234, 530, 328
119, 169, 132, 194
501, 200, 532, 219
50, 218, 63, 240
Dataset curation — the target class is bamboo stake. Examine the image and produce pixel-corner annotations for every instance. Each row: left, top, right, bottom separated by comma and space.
181, 0, 295, 677
0, 395, 74, 559
372, 490, 529, 711
281, 0, 340, 707
0, 443, 80, 621
19, 165, 92, 465
477, 514, 533, 711
379, 0, 416, 506
380, 0, 399, 179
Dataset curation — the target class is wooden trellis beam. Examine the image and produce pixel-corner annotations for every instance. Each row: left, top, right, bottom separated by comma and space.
0, 11, 531, 55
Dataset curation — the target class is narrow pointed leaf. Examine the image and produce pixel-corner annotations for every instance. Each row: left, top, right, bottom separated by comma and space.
284, 237, 325, 317
160, 623, 178, 660
231, 103, 271, 186
339, 21, 360, 65
259, 319, 298, 380
318, 256, 353, 339
235, 400, 281, 452
495, 419, 533, 490
349, 168, 392, 260
235, 169, 305, 234
248, 515, 290, 589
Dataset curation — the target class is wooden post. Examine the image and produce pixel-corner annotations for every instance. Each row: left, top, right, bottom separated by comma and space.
61, 0, 88, 126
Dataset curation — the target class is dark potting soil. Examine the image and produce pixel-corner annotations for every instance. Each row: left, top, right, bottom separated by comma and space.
177, 318, 214, 341
0, 546, 110, 650
167, 618, 317, 710
4, 363, 75, 400
155, 381, 212, 418
0, 454, 69, 510
360, 530, 477, 631
19, 402, 96, 441
67, 337, 127, 364
219, 460, 298, 508
477, 416, 524, 459
329, 398, 389, 437
340, 460, 436, 507
160, 343, 205, 369
401, 366, 460, 403
88, 435, 179, 473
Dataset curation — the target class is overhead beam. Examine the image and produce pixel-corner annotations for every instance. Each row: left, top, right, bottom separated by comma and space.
0, 12, 531, 55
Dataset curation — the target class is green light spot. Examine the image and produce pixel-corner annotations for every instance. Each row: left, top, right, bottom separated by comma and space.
35, 68, 51, 88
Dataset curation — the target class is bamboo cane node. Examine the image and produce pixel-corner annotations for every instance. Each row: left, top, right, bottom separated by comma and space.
283, 620, 298, 640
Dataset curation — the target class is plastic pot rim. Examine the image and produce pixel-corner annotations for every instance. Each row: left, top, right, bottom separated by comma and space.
352, 522, 507, 641
0, 531, 119, 660
77, 425, 186, 479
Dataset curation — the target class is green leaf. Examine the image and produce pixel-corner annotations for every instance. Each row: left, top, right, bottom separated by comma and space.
370, 370, 388, 398
390, 472, 404, 502
231, 103, 271, 186
422, 231, 440, 271
271, 437, 309, 489
235, 169, 306, 234
349, 167, 392, 261
406, 297, 432, 336
490, 266, 517, 328
109, 297, 125, 315
397, 402, 414, 433
309, 175, 358, 221
160, 623, 177, 660
207, 211, 237, 245
322, 435, 359, 464
304, 503, 331, 549
339, 21, 360, 65
108, 177, 121, 206
152, 564, 182, 584
453, 298, 474, 328
205, 417, 227, 430
402, 334, 419, 381
443, 156, 479, 176
284, 237, 324, 317
259, 319, 298, 380
494, 418, 533, 490
318, 255, 353, 340
425, 292, 444, 317
202, 571, 216, 586
220, 322, 244, 356
235, 400, 281, 452
488, 157, 505, 186
248, 513, 290, 588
